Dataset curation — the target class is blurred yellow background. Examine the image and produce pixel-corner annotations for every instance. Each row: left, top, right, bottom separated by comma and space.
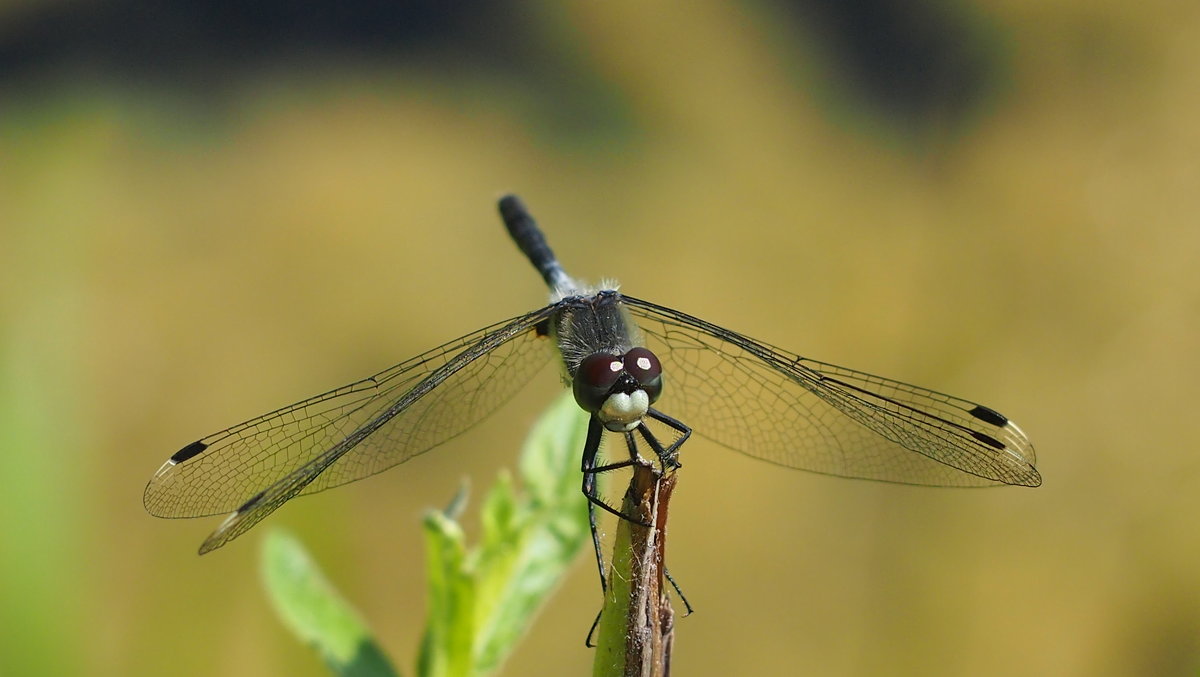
2, 1, 1198, 675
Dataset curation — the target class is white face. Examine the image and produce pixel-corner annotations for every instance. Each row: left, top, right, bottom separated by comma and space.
598, 389, 650, 431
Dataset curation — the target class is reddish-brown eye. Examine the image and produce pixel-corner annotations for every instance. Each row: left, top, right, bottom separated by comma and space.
623, 347, 663, 403
573, 352, 623, 413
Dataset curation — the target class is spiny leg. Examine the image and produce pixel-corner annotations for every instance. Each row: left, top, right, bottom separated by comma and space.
663, 567, 695, 616
582, 423, 651, 646
637, 412, 697, 616
581, 425, 655, 527
644, 407, 692, 468
580, 417, 607, 597
634, 424, 674, 473
580, 416, 695, 646
581, 421, 655, 592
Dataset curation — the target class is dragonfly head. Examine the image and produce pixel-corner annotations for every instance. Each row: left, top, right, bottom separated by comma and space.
572, 347, 663, 432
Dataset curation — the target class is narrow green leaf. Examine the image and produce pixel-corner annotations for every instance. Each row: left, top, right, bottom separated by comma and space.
418, 510, 474, 677
418, 391, 592, 677
480, 472, 520, 555
261, 530, 399, 677
473, 392, 591, 674
518, 390, 590, 508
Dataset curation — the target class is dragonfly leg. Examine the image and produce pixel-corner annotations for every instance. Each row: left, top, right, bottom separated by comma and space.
637, 409, 692, 471
580, 418, 610, 595
580, 418, 694, 645
646, 407, 691, 458
637, 414, 696, 616
580, 421, 661, 646
663, 566, 695, 616
580, 420, 656, 528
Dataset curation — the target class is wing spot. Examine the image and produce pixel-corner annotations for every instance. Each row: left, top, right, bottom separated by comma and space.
971, 431, 1006, 450
236, 490, 267, 514
968, 404, 1008, 427
170, 440, 208, 464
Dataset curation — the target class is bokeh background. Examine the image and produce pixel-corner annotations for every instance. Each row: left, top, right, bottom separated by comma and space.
2, 1, 1197, 675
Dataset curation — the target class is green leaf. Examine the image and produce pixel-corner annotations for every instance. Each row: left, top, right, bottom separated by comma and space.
261, 530, 399, 677
418, 391, 592, 677
475, 392, 591, 673
418, 509, 474, 677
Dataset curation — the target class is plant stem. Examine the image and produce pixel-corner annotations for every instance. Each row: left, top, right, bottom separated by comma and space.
593, 464, 677, 677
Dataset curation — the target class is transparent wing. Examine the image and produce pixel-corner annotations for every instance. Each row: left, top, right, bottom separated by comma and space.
143, 304, 559, 552
622, 295, 1040, 487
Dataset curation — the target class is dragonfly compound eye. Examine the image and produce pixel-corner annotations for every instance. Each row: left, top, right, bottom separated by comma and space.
623, 347, 663, 404
573, 352, 624, 413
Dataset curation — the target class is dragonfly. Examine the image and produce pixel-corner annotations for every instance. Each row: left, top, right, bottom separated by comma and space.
144, 196, 1041, 573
